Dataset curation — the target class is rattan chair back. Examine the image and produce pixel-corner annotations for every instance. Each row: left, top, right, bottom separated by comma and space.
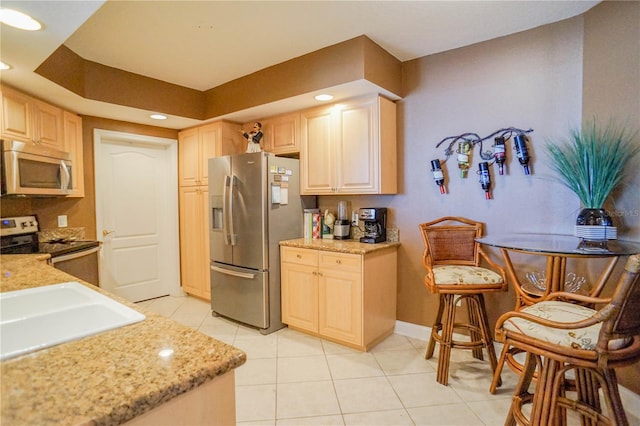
595, 254, 640, 362
495, 254, 640, 425
419, 216, 506, 294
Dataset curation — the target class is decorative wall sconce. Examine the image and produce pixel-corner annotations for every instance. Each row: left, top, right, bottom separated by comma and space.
430, 127, 534, 197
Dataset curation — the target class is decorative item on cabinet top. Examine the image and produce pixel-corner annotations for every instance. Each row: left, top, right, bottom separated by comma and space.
430, 126, 534, 198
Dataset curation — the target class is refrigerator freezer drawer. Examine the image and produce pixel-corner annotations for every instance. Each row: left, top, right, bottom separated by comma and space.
210, 262, 268, 329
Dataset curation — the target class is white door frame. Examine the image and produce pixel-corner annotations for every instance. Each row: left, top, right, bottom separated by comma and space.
93, 128, 182, 298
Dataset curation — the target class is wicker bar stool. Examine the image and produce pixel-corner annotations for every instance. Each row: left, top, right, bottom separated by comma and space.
419, 217, 507, 386
495, 254, 640, 425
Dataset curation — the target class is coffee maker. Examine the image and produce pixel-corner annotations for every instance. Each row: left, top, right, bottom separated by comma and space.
358, 208, 387, 244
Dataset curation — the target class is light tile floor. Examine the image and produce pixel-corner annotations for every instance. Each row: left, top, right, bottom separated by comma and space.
138, 295, 640, 426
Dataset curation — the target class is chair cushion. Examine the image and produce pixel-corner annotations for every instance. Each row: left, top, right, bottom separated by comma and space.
433, 265, 503, 285
503, 301, 629, 351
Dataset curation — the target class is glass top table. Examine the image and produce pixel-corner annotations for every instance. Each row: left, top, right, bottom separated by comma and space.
476, 233, 640, 307
476, 233, 640, 257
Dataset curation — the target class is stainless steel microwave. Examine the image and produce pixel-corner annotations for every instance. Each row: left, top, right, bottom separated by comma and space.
1, 140, 73, 196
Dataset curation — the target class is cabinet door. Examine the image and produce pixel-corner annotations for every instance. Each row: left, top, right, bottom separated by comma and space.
178, 127, 200, 186
33, 99, 63, 150
263, 113, 300, 155
179, 186, 210, 300
336, 98, 378, 193
300, 106, 335, 194
318, 252, 362, 345
199, 122, 222, 187
1, 86, 33, 142
281, 247, 319, 332
63, 111, 85, 197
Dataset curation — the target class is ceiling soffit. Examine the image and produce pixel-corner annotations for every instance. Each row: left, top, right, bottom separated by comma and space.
35, 36, 402, 122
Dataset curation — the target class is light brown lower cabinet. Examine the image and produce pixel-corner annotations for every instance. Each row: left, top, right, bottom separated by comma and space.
280, 245, 397, 351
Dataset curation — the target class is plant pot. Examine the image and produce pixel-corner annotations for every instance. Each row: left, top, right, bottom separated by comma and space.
574, 208, 617, 241
576, 208, 613, 226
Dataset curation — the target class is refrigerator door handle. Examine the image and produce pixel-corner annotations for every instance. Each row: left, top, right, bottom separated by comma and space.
211, 265, 255, 280
223, 175, 231, 245
229, 175, 237, 245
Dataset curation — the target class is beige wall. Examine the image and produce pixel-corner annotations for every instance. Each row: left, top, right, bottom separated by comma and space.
341, 15, 586, 327
582, 0, 640, 394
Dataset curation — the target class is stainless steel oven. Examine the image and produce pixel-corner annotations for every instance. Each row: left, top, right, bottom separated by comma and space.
0, 215, 101, 286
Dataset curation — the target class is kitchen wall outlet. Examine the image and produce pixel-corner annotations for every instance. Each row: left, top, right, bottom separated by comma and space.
58, 215, 68, 228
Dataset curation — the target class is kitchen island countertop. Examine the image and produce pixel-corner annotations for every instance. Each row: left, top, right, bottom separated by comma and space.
0, 254, 246, 426
280, 238, 400, 254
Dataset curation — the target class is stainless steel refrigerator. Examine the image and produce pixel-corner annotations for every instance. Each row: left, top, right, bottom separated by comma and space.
208, 152, 314, 334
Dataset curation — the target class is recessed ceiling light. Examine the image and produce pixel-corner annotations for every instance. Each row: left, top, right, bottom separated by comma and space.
315, 94, 333, 101
0, 61, 10, 70
0, 8, 42, 31
150, 114, 167, 120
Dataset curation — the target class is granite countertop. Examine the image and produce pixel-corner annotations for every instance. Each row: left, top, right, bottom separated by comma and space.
0, 254, 246, 426
280, 238, 400, 254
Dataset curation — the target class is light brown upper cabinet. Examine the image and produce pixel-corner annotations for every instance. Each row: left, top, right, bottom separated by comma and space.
1, 85, 85, 197
300, 95, 397, 195
1, 85, 64, 151
63, 111, 84, 197
178, 121, 243, 187
261, 112, 301, 155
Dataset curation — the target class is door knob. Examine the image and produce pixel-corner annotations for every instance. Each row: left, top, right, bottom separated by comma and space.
102, 229, 115, 237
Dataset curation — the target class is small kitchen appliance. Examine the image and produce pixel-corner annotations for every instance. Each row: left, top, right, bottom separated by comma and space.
333, 201, 351, 240
1, 140, 74, 197
359, 208, 387, 244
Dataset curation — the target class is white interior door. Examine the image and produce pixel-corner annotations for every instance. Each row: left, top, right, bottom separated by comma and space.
94, 129, 180, 302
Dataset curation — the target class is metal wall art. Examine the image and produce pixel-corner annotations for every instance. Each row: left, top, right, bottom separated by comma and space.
430, 127, 534, 198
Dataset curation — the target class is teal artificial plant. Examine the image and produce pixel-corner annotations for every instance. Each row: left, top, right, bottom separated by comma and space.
546, 119, 639, 210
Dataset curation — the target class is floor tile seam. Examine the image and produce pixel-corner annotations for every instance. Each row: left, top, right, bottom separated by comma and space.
273, 379, 343, 422
463, 398, 505, 426
272, 413, 346, 424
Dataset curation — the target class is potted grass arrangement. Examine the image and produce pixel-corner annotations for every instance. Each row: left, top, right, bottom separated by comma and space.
545, 119, 639, 241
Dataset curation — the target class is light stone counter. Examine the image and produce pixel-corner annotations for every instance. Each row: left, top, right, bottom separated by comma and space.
279, 238, 400, 254
0, 254, 246, 426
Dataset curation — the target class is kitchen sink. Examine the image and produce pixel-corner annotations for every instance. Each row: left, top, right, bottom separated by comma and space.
0, 282, 145, 361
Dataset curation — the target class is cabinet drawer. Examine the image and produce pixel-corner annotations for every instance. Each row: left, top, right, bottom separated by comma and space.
319, 252, 361, 273
281, 247, 317, 266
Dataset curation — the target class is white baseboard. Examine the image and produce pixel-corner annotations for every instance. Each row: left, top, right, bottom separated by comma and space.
393, 319, 430, 340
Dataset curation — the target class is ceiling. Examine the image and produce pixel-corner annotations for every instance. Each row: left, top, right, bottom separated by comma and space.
1, 1, 600, 130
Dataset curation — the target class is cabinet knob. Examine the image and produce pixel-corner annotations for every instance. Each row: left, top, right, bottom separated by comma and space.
296, 254, 302, 259
336, 259, 342, 264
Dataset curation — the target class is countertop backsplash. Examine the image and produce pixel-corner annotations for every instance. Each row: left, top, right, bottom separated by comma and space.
38, 227, 86, 242
351, 226, 399, 242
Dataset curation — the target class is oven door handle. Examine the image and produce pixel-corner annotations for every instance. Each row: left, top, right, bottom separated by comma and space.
50, 246, 101, 264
